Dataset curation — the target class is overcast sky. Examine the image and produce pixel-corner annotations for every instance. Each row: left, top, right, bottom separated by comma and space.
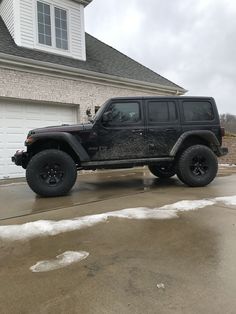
85, 0, 236, 115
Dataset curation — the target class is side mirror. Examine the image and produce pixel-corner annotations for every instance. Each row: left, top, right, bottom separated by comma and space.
102, 111, 112, 123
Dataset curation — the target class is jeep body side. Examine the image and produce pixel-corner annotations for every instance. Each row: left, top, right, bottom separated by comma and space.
12, 96, 228, 196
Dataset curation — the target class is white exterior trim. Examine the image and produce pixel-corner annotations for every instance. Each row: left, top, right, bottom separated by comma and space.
80, 3, 86, 61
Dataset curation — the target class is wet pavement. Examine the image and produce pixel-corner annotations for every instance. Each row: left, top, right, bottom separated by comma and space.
0, 167, 236, 313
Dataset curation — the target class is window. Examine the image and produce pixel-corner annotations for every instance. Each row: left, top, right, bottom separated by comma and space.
183, 101, 214, 121
37, 1, 68, 51
148, 101, 177, 122
37, 2, 51, 46
55, 8, 68, 50
108, 102, 141, 124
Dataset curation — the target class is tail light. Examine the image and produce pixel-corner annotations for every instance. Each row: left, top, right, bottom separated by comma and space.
220, 127, 225, 137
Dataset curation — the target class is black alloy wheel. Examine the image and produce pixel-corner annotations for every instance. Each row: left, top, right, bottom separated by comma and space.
26, 149, 77, 197
176, 145, 218, 187
40, 163, 64, 186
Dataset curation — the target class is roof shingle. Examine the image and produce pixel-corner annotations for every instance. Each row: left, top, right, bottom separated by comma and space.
0, 17, 184, 90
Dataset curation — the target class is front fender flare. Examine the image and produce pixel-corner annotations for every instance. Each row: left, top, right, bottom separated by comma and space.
27, 132, 90, 162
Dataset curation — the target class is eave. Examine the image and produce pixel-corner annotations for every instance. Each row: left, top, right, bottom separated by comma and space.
71, 0, 93, 6
0, 0, 93, 6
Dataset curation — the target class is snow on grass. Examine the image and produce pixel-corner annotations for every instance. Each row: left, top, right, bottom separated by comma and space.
30, 251, 89, 272
0, 195, 236, 241
219, 164, 236, 167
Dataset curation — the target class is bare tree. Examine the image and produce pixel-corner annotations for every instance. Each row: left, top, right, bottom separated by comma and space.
220, 114, 236, 134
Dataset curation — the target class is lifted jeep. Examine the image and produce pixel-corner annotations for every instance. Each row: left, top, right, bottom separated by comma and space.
12, 96, 228, 197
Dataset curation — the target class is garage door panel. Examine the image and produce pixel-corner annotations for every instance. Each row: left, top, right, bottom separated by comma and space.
4, 128, 25, 135
0, 101, 78, 179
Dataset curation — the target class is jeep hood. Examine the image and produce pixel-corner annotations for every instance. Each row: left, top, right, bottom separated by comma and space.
28, 123, 92, 136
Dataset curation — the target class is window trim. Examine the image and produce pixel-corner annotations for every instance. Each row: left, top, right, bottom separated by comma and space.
35, 0, 70, 53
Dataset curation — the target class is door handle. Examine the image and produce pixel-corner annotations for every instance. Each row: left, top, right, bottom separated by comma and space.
132, 129, 143, 135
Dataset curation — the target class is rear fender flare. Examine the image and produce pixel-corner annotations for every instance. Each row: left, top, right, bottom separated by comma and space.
170, 130, 220, 156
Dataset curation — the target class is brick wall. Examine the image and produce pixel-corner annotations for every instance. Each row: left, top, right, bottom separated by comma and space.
0, 68, 165, 122
219, 137, 236, 164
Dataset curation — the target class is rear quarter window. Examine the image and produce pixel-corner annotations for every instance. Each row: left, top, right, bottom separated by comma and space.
183, 101, 214, 121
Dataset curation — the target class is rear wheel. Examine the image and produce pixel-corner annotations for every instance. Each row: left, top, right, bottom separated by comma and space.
148, 162, 176, 178
176, 145, 218, 187
26, 149, 77, 197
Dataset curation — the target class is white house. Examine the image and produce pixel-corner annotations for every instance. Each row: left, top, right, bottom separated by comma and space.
0, 0, 186, 179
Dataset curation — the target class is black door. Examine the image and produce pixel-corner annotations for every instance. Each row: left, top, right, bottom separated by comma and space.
95, 100, 146, 160
145, 99, 181, 156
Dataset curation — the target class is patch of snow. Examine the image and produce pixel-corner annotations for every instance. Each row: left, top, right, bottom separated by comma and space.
219, 164, 236, 167
30, 251, 89, 272
0, 195, 236, 241
156, 283, 165, 289
215, 195, 236, 206
159, 199, 215, 212
0, 208, 177, 241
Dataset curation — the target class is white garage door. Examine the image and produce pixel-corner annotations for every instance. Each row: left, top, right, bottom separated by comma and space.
0, 101, 78, 179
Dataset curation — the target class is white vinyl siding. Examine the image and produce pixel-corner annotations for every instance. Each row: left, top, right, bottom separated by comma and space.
19, 0, 34, 48
0, 100, 78, 179
23, 0, 85, 59
70, 4, 86, 60
0, 0, 86, 60
0, 0, 15, 39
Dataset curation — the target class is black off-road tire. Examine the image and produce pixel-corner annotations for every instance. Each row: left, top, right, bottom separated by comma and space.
176, 145, 218, 187
148, 163, 176, 178
26, 149, 77, 197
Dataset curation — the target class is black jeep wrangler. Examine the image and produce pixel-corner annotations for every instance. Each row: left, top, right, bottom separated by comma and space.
12, 96, 228, 197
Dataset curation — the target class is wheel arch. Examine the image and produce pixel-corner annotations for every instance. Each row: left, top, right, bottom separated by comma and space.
27, 132, 90, 164
170, 131, 221, 157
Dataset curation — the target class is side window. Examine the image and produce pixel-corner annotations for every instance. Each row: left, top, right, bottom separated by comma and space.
148, 101, 177, 122
107, 102, 141, 124
183, 101, 214, 121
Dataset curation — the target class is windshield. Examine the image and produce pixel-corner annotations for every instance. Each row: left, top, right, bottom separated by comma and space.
92, 100, 108, 122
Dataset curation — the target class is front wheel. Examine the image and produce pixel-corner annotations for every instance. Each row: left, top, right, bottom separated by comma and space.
26, 149, 77, 197
176, 145, 218, 187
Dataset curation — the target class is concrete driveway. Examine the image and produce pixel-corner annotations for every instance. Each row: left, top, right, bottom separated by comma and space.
0, 167, 236, 314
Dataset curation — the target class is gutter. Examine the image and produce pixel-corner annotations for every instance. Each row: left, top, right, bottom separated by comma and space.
0, 52, 187, 95
70, 0, 93, 6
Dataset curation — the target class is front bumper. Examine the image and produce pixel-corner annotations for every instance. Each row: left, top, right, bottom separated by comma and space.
12, 151, 29, 169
